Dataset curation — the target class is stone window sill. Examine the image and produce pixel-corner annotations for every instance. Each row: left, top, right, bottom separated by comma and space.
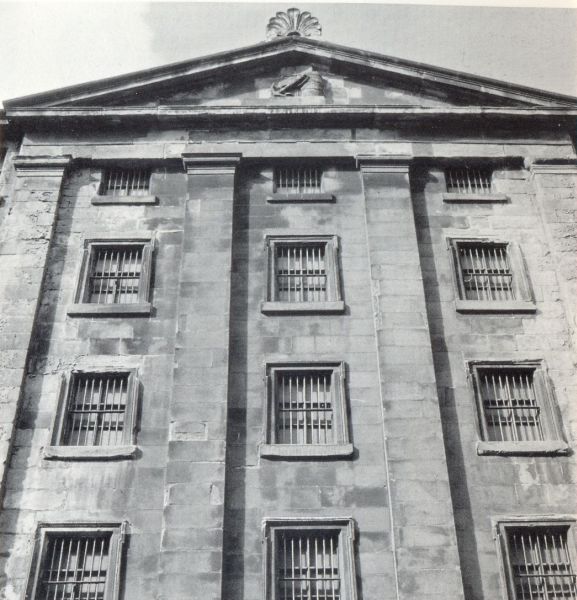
260, 443, 354, 458
261, 301, 345, 315
91, 195, 158, 205
43, 445, 138, 460
67, 302, 152, 317
477, 441, 570, 456
267, 193, 336, 204
443, 192, 509, 203
455, 300, 536, 314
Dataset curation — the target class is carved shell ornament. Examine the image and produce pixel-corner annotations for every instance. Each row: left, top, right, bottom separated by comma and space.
265, 8, 322, 40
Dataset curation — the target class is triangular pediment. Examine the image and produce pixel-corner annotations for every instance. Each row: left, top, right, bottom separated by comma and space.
5, 37, 577, 111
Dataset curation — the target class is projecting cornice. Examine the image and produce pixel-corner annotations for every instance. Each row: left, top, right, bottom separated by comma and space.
6, 105, 577, 122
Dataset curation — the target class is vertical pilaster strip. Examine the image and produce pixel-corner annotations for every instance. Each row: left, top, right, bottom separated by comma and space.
0, 155, 71, 504
159, 153, 241, 600
357, 155, 465, 600
530, 160, 577, 352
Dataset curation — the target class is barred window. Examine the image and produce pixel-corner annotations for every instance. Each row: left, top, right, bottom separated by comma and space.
276, 244, 327, 303
70, 239, 153, 315
62, 372, 133, 447
499, 523, 577, 600
100, 167, 150, 197
264, 520, 357, 600
276, 369, 333, 445
263, 236, 344, 313
262, 364, 352, 458
449, 239, 534, 312
88, 245, 143, 305
274, 166, 322, 195
445, 166, 493, 194
458, 242, 514, 301
25, 524, 126, 600
278, 530, 341, 600
471, 362, 567, 454
45, 371, 139, 460
476, 368, 541, 442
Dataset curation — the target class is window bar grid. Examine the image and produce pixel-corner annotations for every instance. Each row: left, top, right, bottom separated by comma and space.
446, 166, 493, 194
479, 370, 543, 442
275, 167, 322, 194
509, 528, 577, 600
459, 243, 514, 301
276, 245, 327, 303
276, 371, 334, 445
39, 534, 110, 600
63, 374, 128, 447
278, 531, 341, 600
89, 246, 143, 305
102, 168, 150, 197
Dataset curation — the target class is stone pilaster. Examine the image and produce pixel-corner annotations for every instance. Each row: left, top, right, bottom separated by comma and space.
357, 155, 465, 600
0, 155, 71, 504
530, 160, 577, 352
159, 153, 241, 600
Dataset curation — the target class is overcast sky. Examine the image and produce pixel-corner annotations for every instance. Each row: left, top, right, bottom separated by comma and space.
1, 1, 576, 106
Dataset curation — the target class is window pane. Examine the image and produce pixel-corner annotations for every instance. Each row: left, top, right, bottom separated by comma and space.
88, 246, 143, 305
458, 243, 514, 301
63, 373, 129, 447
446, 166, 492, 194
102, 168, 150, 197
275, 167, 322, 194
275, 245, 327, 302
277, 530, 341, 600
479, 369, 543, 442
508, 527, 577, 600
275, 371, 334, 445
37, 534, 110, 600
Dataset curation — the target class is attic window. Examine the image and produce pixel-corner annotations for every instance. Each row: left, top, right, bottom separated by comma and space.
268, 166, 335, 203
101, 167, 150, 197
93, 167, 157, 205
443, 165, 509, 203
275, 166, 322, 194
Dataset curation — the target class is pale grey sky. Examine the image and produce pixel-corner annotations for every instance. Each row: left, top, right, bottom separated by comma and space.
1, 1, 576, 106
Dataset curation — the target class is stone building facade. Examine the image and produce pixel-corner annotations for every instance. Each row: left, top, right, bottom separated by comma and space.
0, 12, 576, 600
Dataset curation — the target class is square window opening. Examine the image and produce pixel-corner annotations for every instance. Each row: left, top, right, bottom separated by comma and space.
471, 362, 568, 454
274, 369, 335, 446
86, 245, 144, 305
264, 236, 343, 311
276, 244, 328, 303
25, 524, 126, 600
457, 242, 514, 302
277, 529, 341, 600
264, 519, 357, 600
476, 367, 542, 443
262, 363, 352, 457
62, 372, 132, 447
504, 525, 577, 600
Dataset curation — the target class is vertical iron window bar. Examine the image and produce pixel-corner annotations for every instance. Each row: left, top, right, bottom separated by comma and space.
277, 530, 341, 600
446, 166, 493, 194
458, 243, 514, 301
63, 373, 129, 447
478, 369, 543, 442
88, 246, 143, 305
275, 245, 327, 302
38, 533, 111, 600
275, 167, 322, 194
101, 168, 150, 197
276, 371, 334, 445
507, 527, 577, 600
